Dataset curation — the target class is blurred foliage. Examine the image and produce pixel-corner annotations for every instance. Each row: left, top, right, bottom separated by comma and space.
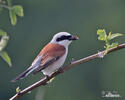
0, 29, 11, 66
0, 51, 12, 66
97, 29, 123, 54
0, 0, 24, 66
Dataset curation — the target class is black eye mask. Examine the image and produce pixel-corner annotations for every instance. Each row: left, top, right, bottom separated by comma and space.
56, 35, 72, 42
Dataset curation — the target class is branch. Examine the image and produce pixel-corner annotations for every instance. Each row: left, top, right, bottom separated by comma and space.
10, 43, 125, 100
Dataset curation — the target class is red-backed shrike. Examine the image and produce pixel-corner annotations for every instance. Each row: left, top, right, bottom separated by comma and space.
12, 32, 78, 82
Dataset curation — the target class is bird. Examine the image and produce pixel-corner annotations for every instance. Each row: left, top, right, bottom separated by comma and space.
11, 32, 79, 82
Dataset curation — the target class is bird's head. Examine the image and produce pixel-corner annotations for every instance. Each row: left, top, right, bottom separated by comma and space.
50, 32, 79, 47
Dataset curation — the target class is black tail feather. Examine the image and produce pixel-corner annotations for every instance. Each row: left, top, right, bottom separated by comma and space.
11, 68, 32, 82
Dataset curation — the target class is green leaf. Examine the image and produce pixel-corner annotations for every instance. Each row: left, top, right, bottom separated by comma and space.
110, 42, 118, 48
109, 33, 123, 40
0, 51, 12, 66
0, 29, 7, 36
97, 29, 107, 41
16, 87, 21, 93
107, 32, 111, 40
97, 29, 106, 35
0, 35, 9, 51
9, 9, 17, 25
98, 35, 106, 41
12, 5, 24, 17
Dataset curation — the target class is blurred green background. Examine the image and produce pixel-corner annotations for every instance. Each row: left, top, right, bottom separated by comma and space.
0, 0, 125, 100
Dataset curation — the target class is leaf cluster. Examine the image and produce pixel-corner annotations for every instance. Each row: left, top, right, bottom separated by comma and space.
0, 0, 24, 25
97, 29, 123, 54
0, 0, 24, 66
0, 29, 12, 66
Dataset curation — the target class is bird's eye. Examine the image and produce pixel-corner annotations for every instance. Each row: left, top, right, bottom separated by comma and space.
56, 35, 72, 42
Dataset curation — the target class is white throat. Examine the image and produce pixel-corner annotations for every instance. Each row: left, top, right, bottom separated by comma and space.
50, 39, 71, 48
50, 32, 72, 48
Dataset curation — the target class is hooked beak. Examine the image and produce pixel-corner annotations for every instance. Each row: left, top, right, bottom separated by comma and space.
70, 35, 79, 40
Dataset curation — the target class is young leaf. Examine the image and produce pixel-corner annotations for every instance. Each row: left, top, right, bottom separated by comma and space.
110, 33, 123, 40
110, 42, 118, 48
97, 29, 106, 35
9, 9, 17, 25
97, 29, 107, 41
98, 35, 106, 41
0, 29, 7, 36
0, 51, 12, 66
16, 87, 21, 93
12, 5, 24, 17
107, 32, 111, 40
0, 35, 9, 51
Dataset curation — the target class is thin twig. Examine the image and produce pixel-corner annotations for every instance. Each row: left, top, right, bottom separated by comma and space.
9, 43, 125, 100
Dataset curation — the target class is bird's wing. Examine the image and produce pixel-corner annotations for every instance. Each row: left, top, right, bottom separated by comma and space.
32, 43, 66, 74
32, 56, 60, 74
11, 43, 65, 82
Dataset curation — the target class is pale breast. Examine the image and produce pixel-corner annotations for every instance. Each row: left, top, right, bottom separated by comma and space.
42, 47, 68, 76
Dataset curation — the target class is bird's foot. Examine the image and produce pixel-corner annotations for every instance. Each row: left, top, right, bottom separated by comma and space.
43, 75, 55, 85
58, 67, 64, 73
42, 75, 50, 85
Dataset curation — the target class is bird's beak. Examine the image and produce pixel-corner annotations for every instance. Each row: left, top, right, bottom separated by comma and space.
70, 35, 79, 40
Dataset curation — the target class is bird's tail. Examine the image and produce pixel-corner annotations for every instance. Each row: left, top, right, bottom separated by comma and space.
11, 67, 35, 82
